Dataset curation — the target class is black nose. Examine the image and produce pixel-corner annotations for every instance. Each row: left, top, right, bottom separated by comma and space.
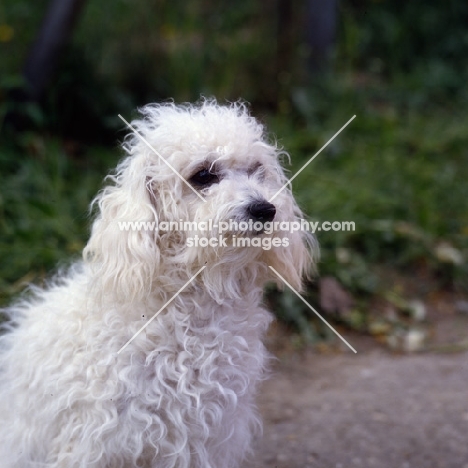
248, 201, 276, 222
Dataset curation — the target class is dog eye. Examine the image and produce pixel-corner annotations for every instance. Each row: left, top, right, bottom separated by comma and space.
190, 168, 219, 187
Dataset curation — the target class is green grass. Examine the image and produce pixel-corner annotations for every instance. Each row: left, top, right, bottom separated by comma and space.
262, 82, 468, 337
0, 137, 118, 304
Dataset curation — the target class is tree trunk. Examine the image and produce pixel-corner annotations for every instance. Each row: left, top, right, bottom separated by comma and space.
24, 0, 87, 100
305, 0, 337, 73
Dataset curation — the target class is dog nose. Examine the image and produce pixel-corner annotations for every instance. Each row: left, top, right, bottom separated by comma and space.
248, 201, 276, 222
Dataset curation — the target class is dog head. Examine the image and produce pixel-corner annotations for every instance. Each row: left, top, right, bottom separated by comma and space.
84, 99, 316, 303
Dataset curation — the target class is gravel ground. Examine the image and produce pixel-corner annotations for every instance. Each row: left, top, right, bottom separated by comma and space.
245, 342, 468, 468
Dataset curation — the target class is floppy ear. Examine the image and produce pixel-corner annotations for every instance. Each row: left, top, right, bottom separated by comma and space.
83, 155, 161, 304
257, 148, 317, 292
267, 225, 316, 293
265, 186, 317, 293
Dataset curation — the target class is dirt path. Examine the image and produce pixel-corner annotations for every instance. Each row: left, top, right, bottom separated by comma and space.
245, 339, 468, 468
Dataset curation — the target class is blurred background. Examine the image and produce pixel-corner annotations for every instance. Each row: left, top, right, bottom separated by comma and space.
1, 0, 467, 351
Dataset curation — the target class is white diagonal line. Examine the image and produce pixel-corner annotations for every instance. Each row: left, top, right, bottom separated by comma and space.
269, 115, 356, 202
117, 266, 206, 354
118, 114, 207, 203
269, 266, 357, 353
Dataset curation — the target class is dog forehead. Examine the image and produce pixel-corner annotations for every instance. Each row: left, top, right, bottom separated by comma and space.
191, 141, 272, 169
170, 109, 262, 145
140, 104, 277, 169
187, 130, 258, 154
171, 131, 270, 167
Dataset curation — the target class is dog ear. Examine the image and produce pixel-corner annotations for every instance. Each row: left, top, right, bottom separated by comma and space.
265, 191, 317, 293
83, 156, 161, 304
267, 229, 315, 293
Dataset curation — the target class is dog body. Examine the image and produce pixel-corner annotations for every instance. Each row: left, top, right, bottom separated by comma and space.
0, 100, 312, 467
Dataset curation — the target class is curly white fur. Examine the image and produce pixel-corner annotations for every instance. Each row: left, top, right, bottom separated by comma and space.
0, 99, 314, 468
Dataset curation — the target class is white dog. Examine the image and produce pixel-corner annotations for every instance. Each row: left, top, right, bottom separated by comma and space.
0, 100, 313, 468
